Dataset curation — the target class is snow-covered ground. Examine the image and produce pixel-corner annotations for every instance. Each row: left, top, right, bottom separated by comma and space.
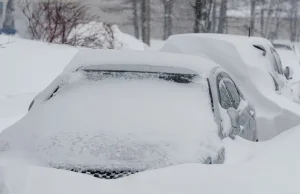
1, 124, 300, 194
0, 35, 78, 132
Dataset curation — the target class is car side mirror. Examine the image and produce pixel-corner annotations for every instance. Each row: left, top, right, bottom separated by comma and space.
227, 107, 241, 137
28, 99, 35, 111
284, 66, 293, 80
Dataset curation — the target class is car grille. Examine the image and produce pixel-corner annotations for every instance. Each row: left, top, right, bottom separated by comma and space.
56, 167, 141, 179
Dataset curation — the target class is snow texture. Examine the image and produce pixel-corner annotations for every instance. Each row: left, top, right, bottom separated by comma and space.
2, 124, 300, 194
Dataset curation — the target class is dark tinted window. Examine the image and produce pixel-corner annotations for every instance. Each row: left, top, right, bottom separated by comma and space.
218, 80, 232, 109
223, 79, 241, 109
271, 48, 284, 75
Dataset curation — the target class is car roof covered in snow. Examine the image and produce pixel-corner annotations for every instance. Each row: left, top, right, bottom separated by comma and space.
63, 49, 220, 77
160, 33, 270, 78
272, 39, 293, 46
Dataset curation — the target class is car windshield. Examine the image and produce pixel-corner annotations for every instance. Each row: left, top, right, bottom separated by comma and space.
0, 68, 219, 171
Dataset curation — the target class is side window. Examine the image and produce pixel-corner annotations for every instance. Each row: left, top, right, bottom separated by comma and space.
217, 73, 242, 109
218, 80, 232, 109
223, 78, 241, 109
271, 48, 284, 75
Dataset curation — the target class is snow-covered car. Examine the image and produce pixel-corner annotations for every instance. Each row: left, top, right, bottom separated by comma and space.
272, 40, 300, 63
161, 33, 300, 140
0, 50, 257, 179
249, 38, 293, 91
272, 40, 300, 98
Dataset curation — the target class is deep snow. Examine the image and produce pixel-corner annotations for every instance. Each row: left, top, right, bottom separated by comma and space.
1, 124, 300, 194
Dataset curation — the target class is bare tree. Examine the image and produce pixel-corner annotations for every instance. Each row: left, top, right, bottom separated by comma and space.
288, 0, 299, 41
192, 0, 213, 33
0, 1, 4, 28
250, 0, 256, 36
141, 0, 150, 45
162, 0, 174, 40
211, 0, 217, 33
217, 0, 228, 33
132, 0, 140, 39
18, 0, 119, 49
3, 0, 14, 30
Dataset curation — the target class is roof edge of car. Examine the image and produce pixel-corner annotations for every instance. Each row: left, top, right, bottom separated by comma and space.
80, 64, 199, 75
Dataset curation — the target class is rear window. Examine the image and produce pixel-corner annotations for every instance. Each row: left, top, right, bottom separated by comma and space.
82, 69, 199, 84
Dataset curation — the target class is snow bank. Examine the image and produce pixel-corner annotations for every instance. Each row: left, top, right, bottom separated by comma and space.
1, 124, 300, 194
68, 22, 145, 50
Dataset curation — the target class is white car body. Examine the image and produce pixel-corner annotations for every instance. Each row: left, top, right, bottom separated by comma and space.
161, 33, 300, 140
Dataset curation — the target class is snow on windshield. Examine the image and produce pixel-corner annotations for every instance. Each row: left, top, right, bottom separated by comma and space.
0, 70, 221, 170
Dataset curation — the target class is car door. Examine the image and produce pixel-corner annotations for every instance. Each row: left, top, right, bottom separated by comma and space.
212, 71, 257, 141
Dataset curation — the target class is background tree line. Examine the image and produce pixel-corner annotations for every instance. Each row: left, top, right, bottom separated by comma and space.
1, 0, 300, 45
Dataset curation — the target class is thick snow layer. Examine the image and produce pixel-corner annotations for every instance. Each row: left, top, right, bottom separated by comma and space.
0, 72, 222, 169
161, 33, 300, 140
1, 124, 300, 194
63, 49, 219, 76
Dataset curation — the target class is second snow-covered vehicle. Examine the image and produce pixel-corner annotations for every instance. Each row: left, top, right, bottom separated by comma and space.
0, 50, 256, 179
